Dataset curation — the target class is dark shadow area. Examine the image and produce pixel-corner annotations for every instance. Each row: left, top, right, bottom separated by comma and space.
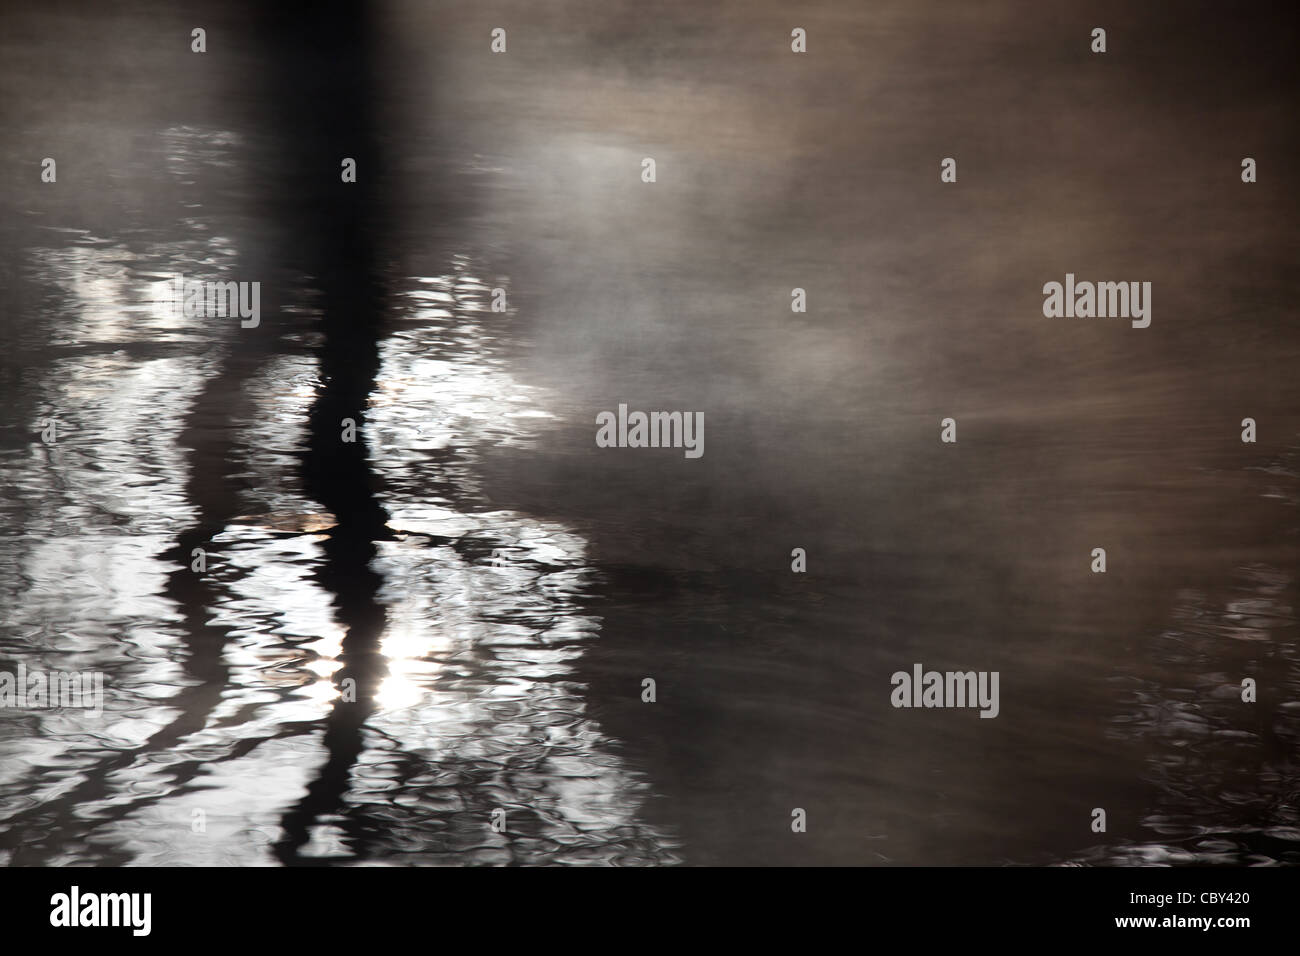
248, 0, 395, 864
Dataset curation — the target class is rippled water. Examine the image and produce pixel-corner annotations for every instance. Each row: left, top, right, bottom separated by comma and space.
1, 1, 1298, 866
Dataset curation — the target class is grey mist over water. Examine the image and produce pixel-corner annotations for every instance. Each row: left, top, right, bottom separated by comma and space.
1, 1, 1298, 866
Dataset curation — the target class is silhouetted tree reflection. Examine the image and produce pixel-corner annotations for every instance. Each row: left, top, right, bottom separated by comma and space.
254, 0, 394, 864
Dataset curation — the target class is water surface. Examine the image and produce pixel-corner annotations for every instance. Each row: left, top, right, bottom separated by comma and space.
1, 0, 1298, 866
